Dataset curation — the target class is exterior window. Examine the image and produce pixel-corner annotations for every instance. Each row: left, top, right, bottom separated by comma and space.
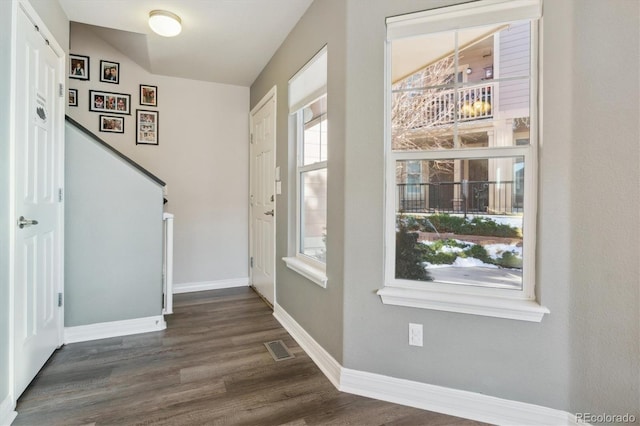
380, 0, 548, 321
283, 46, 328, 287
299, 96, 328, 263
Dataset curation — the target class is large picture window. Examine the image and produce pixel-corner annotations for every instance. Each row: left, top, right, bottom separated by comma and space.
283, 46, 328, 288
379, 0, 548, 321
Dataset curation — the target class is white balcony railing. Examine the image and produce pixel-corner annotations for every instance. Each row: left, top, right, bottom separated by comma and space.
394, 83, 494, 130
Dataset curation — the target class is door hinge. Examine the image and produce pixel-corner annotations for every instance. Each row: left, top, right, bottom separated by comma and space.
58, 188, 63, 202
59, 83, 64, 98
250, 133, 254, 144
250, 257, 254, 268
58, 292, 63, 307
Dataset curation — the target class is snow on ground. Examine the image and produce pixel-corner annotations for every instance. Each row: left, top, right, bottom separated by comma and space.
452, 257, 499, 268
415, 214, 524, 270
426, 256, 499, 269
421, 239, 466, 253
422, 240, 522, 269
484, 243, 522, 260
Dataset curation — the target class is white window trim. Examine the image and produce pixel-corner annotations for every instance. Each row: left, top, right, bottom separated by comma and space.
283, 256, 327, 288
386, 0, 541, 41
284, 46, 328, 288
283, 109, 327, 288
289, 46, 328, 114
377, 286, 549, 322
380, 0, 548, 322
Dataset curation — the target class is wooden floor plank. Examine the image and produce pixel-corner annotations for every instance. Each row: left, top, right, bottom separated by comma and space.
15, 287, 490, 426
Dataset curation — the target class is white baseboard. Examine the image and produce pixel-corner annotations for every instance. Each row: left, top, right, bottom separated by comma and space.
0, 394, 17, 426
64, 315, 166, 344
273, 303, 342, 389
341, 368, 580, 426
173, 278, 249, 294
273, 303, 581, 426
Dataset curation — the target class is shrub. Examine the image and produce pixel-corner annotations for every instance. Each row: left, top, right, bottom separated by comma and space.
423, 248, 457, 265
494, 250, 523, 269
422, 214, 521, 238
463, 244, 492, 264
430, 238, 469, 251
427, 214, 468, 234
405, 215, 421, 231
395, 224, 432, 281
422, 239, 466, 265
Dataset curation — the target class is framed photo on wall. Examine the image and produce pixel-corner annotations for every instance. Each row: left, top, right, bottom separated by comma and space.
99, 115, 124, 133
140, 84, 157, 107
100, 60, 120, 84
136, 109, 159, 145
89, 90, 131, 115
69, 54, 89, 80
68, 89, 78, 107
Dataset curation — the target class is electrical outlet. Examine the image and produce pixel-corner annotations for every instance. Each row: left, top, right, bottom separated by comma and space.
409, 323, 423, 347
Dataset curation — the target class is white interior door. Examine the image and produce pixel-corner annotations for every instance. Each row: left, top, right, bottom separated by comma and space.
13, 3, 64, 398
249, 90, 276, 305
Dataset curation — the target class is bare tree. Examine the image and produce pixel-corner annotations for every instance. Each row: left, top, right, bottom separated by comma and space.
392, 55, 457, 178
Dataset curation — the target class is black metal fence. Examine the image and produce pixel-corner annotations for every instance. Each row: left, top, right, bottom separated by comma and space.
397, 180, 522, 215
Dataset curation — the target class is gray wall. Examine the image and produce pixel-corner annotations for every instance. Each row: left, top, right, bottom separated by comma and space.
251, 0, 640, 418
341, 0, 574, 409
65, 123, 164, 326
251, 0, 347, 362
568, 0, 640, 418
68, 23, 250, 287
345, 0, 639, 416
29, 0, 70, 51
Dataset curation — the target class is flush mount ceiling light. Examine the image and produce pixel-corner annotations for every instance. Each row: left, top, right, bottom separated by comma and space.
149, 10, 182, 37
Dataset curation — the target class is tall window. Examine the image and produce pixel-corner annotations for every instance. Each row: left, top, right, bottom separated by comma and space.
379, 0, 548, 321
283, 46, 328, 288
299, 95, 327, 263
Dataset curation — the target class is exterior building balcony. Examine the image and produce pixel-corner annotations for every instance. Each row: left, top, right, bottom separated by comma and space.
394, 82, 494, 131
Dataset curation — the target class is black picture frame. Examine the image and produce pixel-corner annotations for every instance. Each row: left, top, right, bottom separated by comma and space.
99, 115, 125, 133
100, 60, 120, 84
68, 89, 78, 107
89, 90, 131, 115
139, 84, 157, 107
136, 109, 159, 145
69, 54, 90, 80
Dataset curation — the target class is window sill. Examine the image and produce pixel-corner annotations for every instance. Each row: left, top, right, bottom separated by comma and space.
377, 286, 549, 322
283, 257, 327, 288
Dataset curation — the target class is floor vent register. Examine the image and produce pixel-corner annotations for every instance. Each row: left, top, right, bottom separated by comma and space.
264, 340, 295, 361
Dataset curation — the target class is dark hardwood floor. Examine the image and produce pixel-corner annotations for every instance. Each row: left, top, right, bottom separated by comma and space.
15, 287, 489, 426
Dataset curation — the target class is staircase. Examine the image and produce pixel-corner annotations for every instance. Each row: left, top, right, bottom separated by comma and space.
64, 116, 173, 334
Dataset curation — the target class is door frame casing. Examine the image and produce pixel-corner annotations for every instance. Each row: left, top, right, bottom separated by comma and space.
8, 0, 65, 407
248, 86, 277, 305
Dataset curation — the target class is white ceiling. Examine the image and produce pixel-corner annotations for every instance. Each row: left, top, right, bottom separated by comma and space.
59, 0, 313, 87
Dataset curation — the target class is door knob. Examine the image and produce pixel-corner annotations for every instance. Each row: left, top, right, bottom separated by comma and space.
17, 216, 38, 229
264, 210, 274, 216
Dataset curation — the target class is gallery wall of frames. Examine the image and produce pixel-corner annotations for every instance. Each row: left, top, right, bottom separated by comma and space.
69, 53, 160, 145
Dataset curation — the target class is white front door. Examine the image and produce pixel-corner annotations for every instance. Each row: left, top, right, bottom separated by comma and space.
249, 89, 276, 305
13, 3, 64, 398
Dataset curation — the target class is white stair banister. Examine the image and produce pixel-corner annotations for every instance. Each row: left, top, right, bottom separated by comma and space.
163, 212, 174, 314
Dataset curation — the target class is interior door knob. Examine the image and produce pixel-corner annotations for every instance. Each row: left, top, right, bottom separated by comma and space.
17, 216, 38, 229
264, 210, 274, 216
